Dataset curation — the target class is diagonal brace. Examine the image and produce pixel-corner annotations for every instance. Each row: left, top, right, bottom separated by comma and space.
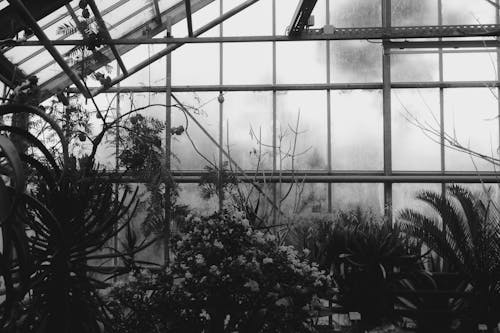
7, 0, 90, 97
93, 0, 261, 96
87, 0, 128, 75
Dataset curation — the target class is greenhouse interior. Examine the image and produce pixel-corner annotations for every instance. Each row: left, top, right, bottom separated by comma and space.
2, 0, 500, 332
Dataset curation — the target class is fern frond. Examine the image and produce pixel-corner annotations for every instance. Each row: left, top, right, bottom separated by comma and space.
56, 22, 79, 38
415, 190, 475, 268
399, 208, 470, 276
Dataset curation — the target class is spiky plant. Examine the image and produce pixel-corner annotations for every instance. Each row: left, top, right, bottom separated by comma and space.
0, 103, 149, 333
399, 185, 500, 331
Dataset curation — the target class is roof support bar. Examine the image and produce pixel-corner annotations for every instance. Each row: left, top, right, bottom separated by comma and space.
152, 0, 162, 24
65, 4, 88, 37
184, 0, 194, 36
86, 0, 128, 75
12, 35, 500, 46
385, 40, 500, 49
96, 170, 500, 184
93, 0, 261, 96
288, 0, 318, 36
67, 80, 500, 93
0, 53, 25, 88
6, 0, 90, 97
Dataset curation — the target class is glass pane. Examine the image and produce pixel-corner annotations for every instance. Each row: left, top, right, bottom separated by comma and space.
331, 0, 382, 28
442, 0, 496, 25
223, 0, 271, 36
444, 88, 499, 171
120, 44, 166, 86
443, 52, 498, 82
276, 90, 328, 170
223, 42, 272, 84
279, 183, 329, 216
224, 92, 273, 169
177, 183, 219, 215
392, 0, 438, 26
391, 52, 439, 82
103, 1, 151, 34
172, 44, 219, 85
276, 41, 326, 84
393, 183, 442, 223
18, 51, 54, 76
392, 88, 441, 171
172, 92, 219, 170
331, 40, 382, 83
118, 183, 165, 265
332, 183, 384, 214
332, 90, 383, 170
37, 4, 70, 30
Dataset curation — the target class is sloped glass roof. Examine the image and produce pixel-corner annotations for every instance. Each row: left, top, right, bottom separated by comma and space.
1, 0, 212, 98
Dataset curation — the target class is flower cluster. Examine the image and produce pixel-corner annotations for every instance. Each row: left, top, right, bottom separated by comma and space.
105, 270, 166, 333
107, 210, 331, 333
164, 211, 331, 332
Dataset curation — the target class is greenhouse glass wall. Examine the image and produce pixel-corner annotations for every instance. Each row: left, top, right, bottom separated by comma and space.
2, 0, 500, 332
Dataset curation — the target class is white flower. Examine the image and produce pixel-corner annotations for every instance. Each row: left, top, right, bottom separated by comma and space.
244, 279, 260, 292
209, 265, 219, 275
240, 219, 250, 228
128, 272, 137, 282
195, 254, 205, 265
262, 257, 273, 264
213, 240, 224, 249
254, 231, 264, 242
200, 309, 210, 320
275, 297, 291, 307
173, 277, 185, 287
265, 233, 276, 242
224, 314, 231, 328
313, 280, 323, 287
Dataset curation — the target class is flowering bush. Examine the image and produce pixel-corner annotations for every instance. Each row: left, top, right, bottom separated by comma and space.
105, 271, 166, 333
107, 211, 331, 333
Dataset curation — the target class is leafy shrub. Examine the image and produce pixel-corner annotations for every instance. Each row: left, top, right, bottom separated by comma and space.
399, 185, 500, 331
107, 210, 332, 333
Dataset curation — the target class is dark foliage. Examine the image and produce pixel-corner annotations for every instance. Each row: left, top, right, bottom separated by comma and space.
0, 104, 146, 333
399, 185, 500, 331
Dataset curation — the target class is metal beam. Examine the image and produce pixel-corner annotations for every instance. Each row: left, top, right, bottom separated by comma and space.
6, 0, 90, 97
11, 24, 500, 49
30, 0, 151, 79
87, 0, 128, 75
97, 170, 500, 184
152, 0, 162, 24
38, 0, 215, 102
386, 40, 500, 49
13, 0, 131, 67
11, 26, 500, 46
0, 0, 70, 40
65, 4, 88, 36
65, 80, 500, 94
185, 0, 194, 37
288, 0, 318, 36
92, 0, 261, 97
0, 52, 26, 87
382, 0, 392, 221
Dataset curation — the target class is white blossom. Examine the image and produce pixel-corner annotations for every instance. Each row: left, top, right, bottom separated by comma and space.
244, 279, 260, 292
262, 257, 273, 264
